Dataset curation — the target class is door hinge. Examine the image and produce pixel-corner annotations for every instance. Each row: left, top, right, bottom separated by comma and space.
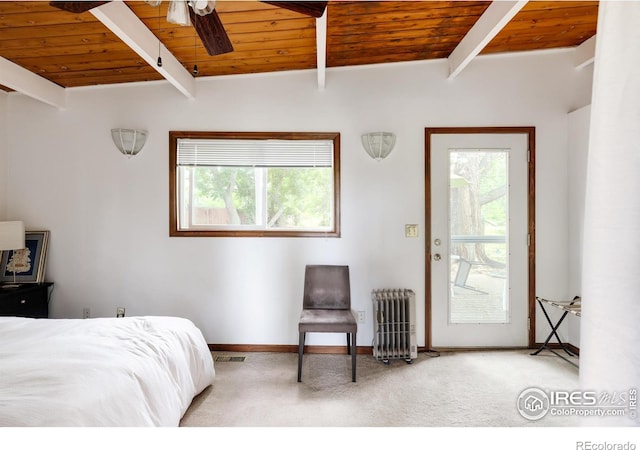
527, 150, 531, 162
527, 233, 531, 246
528, 317, 531, 331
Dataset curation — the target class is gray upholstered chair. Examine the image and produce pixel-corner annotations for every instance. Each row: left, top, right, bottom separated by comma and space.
297, 264, 357, 382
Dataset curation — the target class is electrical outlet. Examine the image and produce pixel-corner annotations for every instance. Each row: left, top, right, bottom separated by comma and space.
357, 310, 366, 324
116, 307, 125, 318
83, 307, 90, 319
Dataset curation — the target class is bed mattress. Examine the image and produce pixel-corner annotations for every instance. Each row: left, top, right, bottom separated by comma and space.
0, 316, 214, 426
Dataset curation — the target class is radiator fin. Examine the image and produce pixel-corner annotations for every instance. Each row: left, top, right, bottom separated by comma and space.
372, 288, 417, 363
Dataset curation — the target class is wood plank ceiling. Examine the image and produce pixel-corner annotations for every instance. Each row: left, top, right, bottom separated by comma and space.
0, 1, 598, 93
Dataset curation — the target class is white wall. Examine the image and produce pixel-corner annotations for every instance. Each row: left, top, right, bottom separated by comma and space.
567, 104, 591, 346
4, 49, 592, 347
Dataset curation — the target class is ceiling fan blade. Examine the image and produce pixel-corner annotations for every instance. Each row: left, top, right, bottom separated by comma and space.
189, 8, 234, 56
49, 1, 110, 13
262, 1, 327, 18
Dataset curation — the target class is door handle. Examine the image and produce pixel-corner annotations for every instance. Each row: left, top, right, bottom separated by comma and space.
433, 253, 442, 261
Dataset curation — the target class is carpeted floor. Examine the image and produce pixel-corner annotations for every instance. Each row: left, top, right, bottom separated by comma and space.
180, 349, 580, 427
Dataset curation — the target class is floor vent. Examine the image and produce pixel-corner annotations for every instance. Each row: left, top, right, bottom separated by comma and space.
214, 355, 246, 362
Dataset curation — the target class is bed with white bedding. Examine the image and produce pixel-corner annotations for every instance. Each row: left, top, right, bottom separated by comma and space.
0, 316, 215, 426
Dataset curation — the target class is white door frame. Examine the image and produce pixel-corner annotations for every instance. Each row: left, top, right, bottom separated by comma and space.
424, 127, 536, 350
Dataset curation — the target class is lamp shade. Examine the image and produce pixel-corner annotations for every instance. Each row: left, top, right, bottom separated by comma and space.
361, 132, 396, 161
0, 221, 25, 251
167, 0, 192, 25
189, 0, 216, 15
111, 129, 148, 157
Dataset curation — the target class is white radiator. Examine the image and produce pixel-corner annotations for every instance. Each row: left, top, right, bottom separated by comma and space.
372, 289, 417, 364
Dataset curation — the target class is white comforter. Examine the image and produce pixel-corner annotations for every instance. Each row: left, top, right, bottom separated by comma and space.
0, 316, 215, 426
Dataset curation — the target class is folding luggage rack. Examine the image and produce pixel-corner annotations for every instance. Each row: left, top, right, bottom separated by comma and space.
531, 295, 581, 367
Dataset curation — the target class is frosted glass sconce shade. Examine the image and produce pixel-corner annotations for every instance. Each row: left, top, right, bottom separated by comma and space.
362, 132, 396, 161
111, 129, 148, 157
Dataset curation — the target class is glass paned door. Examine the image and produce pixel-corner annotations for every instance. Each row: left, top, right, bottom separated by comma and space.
430, 132, 529, 348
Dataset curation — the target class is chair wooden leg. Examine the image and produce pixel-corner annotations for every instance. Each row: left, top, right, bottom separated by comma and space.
297, 332, 305, 382
346, 333, 351, 355
351, 332, 357, 382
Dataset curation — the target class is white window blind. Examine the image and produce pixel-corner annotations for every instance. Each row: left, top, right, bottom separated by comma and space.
177, 139, 334, 168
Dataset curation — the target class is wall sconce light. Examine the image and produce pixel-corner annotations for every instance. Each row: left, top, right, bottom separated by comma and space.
361, 132, 396, 161
111, 129, 148, 157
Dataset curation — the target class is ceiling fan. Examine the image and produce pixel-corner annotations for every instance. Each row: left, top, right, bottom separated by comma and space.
49, 1, 328, 56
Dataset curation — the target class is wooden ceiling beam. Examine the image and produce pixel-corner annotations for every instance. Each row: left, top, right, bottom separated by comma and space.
89, 1, 195, 98
0, 56, 66, 109
448, 0, 528, 79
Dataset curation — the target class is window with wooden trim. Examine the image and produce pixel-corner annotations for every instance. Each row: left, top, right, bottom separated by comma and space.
169, 132, 341, 237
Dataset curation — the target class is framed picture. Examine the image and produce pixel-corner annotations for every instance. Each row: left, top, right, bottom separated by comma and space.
0, 230, 50, 284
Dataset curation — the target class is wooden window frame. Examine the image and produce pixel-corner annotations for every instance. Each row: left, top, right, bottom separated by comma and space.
169, 131, 341, 238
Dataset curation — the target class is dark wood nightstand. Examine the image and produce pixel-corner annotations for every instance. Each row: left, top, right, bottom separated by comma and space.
0, 282, 53, 318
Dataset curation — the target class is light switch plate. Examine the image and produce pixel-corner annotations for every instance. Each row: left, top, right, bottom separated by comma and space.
405, 224, 418, 237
